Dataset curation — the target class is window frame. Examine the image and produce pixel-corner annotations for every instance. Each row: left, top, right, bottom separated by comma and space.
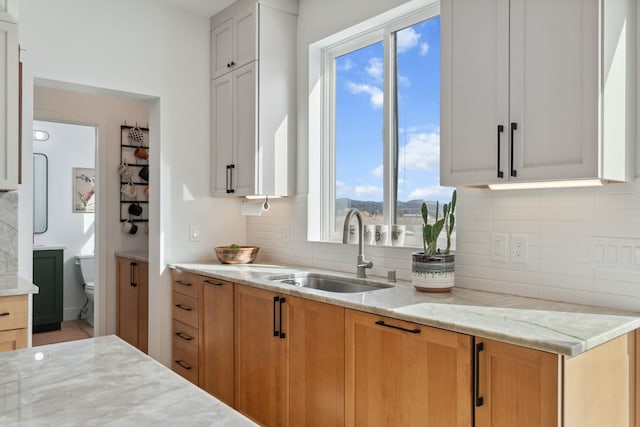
318, 4, 441, 245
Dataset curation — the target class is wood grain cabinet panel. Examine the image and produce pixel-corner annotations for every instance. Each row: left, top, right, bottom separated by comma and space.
116, 257, 148, 353
345, 309, 472, 427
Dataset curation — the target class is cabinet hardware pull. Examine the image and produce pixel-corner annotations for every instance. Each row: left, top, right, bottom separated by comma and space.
176, 280, 192, 287
374, 320, 420, 334
279, 297, 286, 339
0, 312, 9, 317
273, 296, 279, 337
175, 304, 192, 312
475, 341, 484, 407
226, 164, 235, 194
510, 122, 517, 177
175, 332, 194, 341
497, 125, 504, 178
227, 62, 231, 68
203, 279, 224, 286
175, 360, 192, 370
130, 262, 137, 287
230, 61, 235, 66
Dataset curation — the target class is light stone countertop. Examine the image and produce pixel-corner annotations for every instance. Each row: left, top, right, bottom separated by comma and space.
170, 262, 640, 357
0, 335, 256, 426
0, 275, 38, 297
32, 245, 66, 251
115, 250, 149, 263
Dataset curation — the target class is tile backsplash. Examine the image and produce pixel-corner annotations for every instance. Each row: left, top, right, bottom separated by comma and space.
248, 180, 640, 313
0, 191, 18, 274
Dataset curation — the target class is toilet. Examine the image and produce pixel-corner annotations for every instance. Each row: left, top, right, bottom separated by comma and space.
74, 254, 95, 326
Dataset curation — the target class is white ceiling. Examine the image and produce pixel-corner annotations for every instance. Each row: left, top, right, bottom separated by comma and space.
158, 0, 236, 17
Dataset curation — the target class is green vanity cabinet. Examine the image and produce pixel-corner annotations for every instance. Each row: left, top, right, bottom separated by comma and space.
32, 249, 64, 332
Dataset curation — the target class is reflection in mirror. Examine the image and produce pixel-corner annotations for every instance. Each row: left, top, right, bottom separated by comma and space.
33, 153, 48, 234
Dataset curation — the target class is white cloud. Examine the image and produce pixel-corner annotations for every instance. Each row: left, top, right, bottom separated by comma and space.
409, 186, 454, 201
398, 75, 410, 87
398, 131, 440, 171
366, 57, 383, 81
419, 42, 430, 56
372, 164, 383, 178
355, 185, 383, 199
337, 58, 355, 72
347, 82, 383, 108
397, 28, 421, 53
336, 180, 352, 197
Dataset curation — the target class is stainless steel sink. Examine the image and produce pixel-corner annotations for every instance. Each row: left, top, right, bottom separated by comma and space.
267, 273, 392, 293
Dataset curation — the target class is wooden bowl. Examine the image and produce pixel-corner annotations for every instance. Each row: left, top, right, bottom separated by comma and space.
214, 246, 260, 264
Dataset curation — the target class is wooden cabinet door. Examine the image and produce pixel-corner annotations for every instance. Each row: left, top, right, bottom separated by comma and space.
285, 296, 345, 427
345, 310, 472, 427
475, 338, 560, 427
201, 279, 234, 406
440, 0, 509, 187
137, 261, 148, 354
0, 20, 18, 190
235, 284, 284, 426
0, 329, 27, 352
232, 61, 256, 196
116, 257, 139, 348
211, 18, 233, 79
211, 72, 234, 196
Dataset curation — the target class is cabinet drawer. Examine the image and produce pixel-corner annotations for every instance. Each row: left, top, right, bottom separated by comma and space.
0, 295, 27, 331
172, 319, 198, 355
172, 292, 198, 328
171, 270, 202, 299
0, 328, 27, 352
172, 346, 199, 385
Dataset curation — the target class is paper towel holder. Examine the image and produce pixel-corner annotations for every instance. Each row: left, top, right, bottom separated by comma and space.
241, 196, 270, 216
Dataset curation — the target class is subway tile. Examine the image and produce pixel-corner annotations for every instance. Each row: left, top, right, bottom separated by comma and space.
538, 286, 594, 306
538, 272, 594, 292
593, 293, 640, 313
539, 259, 592, 279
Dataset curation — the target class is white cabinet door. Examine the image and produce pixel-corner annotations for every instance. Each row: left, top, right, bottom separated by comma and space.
509, 0, 598, 182
0, 20, 17, 191
211, 18, 233, 80
232, 62, 256, 196
233, 8, 256, 71
441, 0, 509, 186
211, 73, 234, 196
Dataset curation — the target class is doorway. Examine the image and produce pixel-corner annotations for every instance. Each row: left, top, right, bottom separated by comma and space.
32, 120, 96, 345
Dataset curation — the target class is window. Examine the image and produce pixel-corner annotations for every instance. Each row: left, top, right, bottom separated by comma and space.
318, 5, 453, 247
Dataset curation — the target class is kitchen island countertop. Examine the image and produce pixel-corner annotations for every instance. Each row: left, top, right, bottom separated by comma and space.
0, 335, 256, 426
170, 262, 640, 357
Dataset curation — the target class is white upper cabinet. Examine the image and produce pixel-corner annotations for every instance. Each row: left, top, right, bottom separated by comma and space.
0, 20, 17, 191
0, 0, 18, 23
441, 0, 636, 187
210, 0, 297, 197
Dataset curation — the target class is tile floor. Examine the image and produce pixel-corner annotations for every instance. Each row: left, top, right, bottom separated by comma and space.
32, 319, 94, 347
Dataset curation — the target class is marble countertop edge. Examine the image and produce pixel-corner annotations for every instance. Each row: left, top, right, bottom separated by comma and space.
0, 274, 39, 296
169, 262, 640, 357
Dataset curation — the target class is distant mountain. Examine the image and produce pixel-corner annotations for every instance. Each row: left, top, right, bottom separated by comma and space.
336, 198, 443, 219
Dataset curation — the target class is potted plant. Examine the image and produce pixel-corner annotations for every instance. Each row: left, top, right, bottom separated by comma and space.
412, 190, 457, 292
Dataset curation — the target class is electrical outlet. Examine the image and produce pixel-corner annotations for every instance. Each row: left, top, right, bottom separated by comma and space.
189, 224, 201, 242
491, 233, 508, 261
510, 234, 528, 263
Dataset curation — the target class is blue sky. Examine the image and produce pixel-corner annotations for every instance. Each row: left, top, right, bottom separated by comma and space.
335, 16, 453, 204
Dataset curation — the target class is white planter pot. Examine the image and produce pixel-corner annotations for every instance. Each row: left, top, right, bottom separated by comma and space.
411, 252, 455, 292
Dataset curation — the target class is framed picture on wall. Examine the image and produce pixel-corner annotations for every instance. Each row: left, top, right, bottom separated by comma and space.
73, 167, 95, 213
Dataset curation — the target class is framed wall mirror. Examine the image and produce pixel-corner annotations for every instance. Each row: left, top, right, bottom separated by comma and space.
33, 153, 48, 234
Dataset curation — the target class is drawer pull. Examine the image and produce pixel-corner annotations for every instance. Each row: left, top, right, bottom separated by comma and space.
176, 280, 192, 287
174, 304, 192, 312
375, 320, 421, 334
203, 279, 224, 286
175, 360, 192, 370
175, 332, 194, 341
0, 312, 10, 317
475, 341, 484, 407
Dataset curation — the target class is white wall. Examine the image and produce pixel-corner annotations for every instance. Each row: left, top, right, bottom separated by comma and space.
247, 0, 640, 314
33, 120, 96, 321
19, 0, 246, 365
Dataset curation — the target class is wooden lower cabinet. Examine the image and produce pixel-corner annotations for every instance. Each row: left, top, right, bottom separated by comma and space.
345, 309, 472, 427
0, 294, 28, 352
234, 284, 345, 427
200, 278, 235, 406
0, 328, 27, 352
171, 270, 202, 384
116, 257, 148, 353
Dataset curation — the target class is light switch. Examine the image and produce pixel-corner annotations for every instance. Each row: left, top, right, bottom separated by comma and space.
190, 224, 201, 242
491, 234, 507, 261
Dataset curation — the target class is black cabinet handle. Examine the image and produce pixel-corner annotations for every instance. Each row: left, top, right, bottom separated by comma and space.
510, 122, 518, 177
273, 296, 279, 337
203, 279, 224, 286
230, 61, 235, 66
475, 341, 484, 407
175, 332, 194, 341
0, 312, 9, 317
130, 262, 137, 287
497, 125, 504, 178
175, 304, 192, 312
175, 360, 192, 370
374, 320, 421, 334
279, 297, 286, 339
176, 280, 192, 287
226, 164, 235, 194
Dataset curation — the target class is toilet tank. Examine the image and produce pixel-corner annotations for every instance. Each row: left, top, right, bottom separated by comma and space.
74, 254, 95, 284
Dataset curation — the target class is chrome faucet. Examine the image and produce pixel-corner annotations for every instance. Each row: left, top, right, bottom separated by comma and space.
342, 208, 373, 278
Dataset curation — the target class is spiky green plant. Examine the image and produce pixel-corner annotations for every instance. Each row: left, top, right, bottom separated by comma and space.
420, 190, 457, 255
